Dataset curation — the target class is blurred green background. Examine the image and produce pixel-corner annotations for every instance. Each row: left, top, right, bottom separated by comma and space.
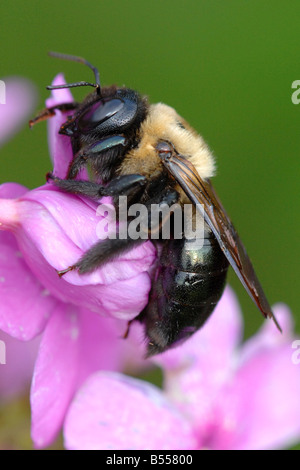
0, 0, 299, 449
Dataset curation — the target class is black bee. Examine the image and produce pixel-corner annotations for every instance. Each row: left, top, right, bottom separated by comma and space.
30, 52, 281, 356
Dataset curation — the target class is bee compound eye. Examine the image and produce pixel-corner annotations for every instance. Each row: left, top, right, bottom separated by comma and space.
78, 98, 124, 132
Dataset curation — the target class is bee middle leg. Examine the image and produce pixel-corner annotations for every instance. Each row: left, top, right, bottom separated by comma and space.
58, 187, 180, 276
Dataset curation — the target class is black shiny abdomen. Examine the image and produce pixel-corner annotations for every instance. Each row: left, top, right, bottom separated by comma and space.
142, 233, 229, 355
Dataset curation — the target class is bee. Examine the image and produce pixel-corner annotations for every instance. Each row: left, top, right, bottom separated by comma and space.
30, 52, 281, 356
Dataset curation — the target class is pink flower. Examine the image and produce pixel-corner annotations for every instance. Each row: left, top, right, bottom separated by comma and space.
0, 78, 40, 403
2, 75, 299, 452
0, 75, 155, 448
0, 77, 37, 146
0, 330, 40, 402
63, 287, 300, 450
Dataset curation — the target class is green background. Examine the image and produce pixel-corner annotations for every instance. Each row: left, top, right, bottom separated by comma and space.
0, 0, 299, 449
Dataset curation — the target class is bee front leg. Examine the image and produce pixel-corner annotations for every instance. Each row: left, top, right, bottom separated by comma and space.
67, 135, 127, 179
29, 102, 78, 128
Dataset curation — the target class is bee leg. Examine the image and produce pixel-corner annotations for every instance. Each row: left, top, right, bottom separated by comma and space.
63, 237, 144, 275
65, 149, 89, 179
63, 187, 180, 275
55, 174, 150, 277
103, 174, 147, 199
57, 265, 76, 278
67, 135, 127, 179
47, 173, 147, 199
122, 320, 134, 339
29, 102, 78, 128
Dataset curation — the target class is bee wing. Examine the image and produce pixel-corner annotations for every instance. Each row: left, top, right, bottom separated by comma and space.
162, 153, 281, 332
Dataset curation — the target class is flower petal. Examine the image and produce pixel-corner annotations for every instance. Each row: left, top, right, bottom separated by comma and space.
30, 302, 81, 448
64, 371, 197, 450
130, 286, 243, 443
238, 303, 294, 366
21, 187, 156, 284
0, 77, 37, 145
75, 311, 146, 386
15, 228, 152, 321
0, 330, 40, 401
0, 231, 57, 340
213, 342, 300, 450
155, 286, 243, 372
13, 188, 155, 319
46, 74, 74, 178
31, 307, 147, 449
45, 74, 73, 109
206, 303, 300, 450
152, 287, 243, 427
0, 182, 28, 199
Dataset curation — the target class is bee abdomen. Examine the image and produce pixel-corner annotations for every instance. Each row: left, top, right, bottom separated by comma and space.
161, 267, 228, 306
142, 237, 229, 356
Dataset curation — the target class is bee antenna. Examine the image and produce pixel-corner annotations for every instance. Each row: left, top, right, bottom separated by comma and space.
47, 51, 101, 96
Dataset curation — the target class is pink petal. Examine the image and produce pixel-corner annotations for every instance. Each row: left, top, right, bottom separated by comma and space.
0, 183, 29, 229
213, 343, 300, 450
21, 187, 156, 286
155, 286, 243, 372
85, 272, 153, 320
0, 231, 57, 340
0, 77, 37, 145
152, 287, 243, 427
118, 320, 150, 373
0, 197, 19, 230
45, 74, 73, 109
64, 372, 197, 450
0, 330, 40, 401
14, 224, 153, 321
20, 186, 101, 265
30, 302, 82, 448
31, 306, 147, 449
0, 182, 28, 199
201, 305, 300, 450
46, 74, 74, 178
75, 312, 145, 386
238, 303, 294, 366
12, 188, 155, 320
